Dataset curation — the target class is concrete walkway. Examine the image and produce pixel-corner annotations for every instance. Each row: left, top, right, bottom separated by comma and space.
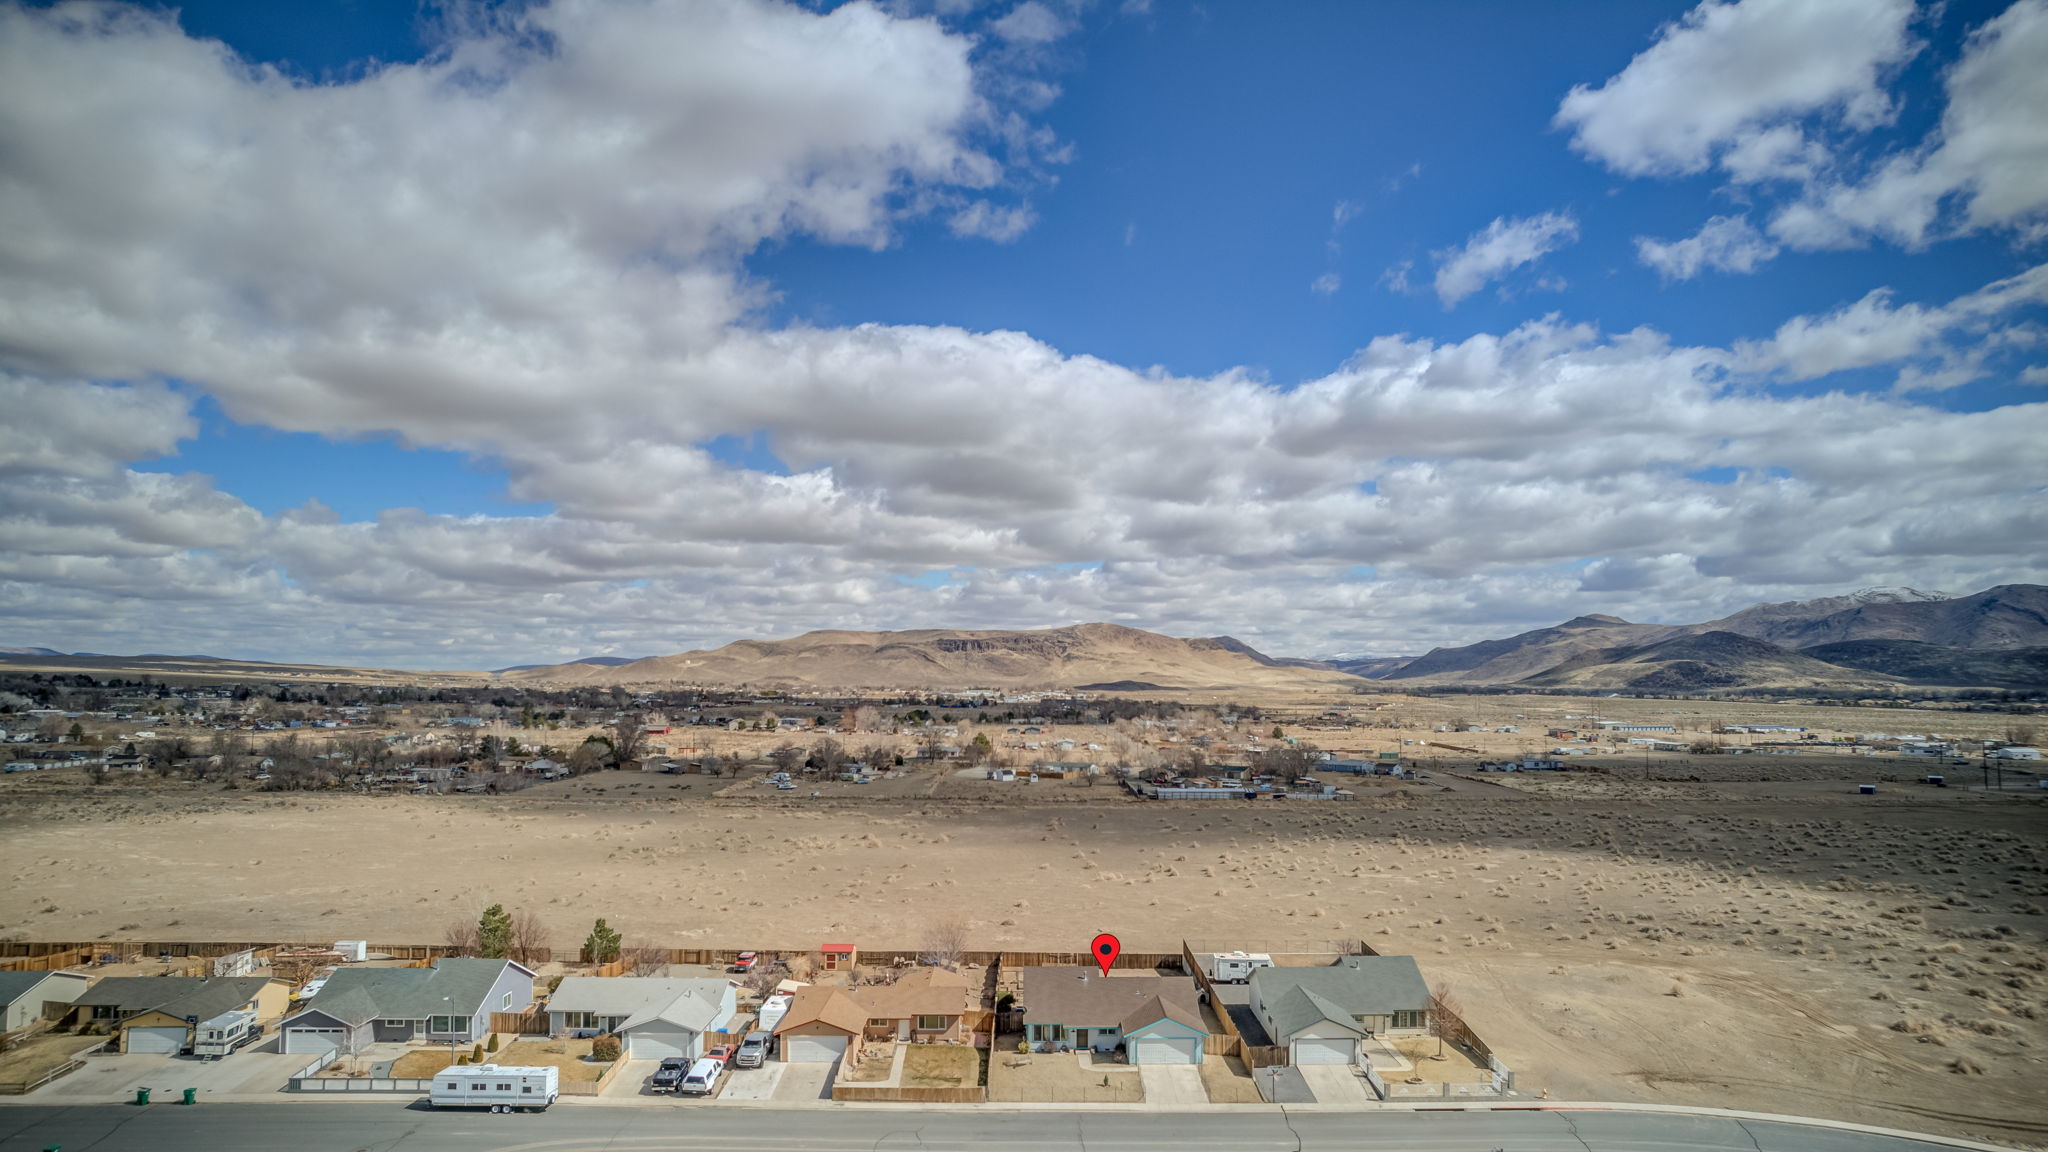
1298, 1064, 1373, 1105
771, 1061, 836, 1102
718, 1062, 785, 1100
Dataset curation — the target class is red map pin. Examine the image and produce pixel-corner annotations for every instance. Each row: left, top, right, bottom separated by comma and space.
1090, 932, 1121, 975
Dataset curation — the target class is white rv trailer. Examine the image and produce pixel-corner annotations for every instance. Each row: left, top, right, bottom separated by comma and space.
428, 1065, 559, 1113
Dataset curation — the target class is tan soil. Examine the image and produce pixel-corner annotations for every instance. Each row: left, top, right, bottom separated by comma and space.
1, 694, 2043, 1146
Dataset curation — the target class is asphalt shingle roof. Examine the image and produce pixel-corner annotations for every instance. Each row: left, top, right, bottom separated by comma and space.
297, 958, 527, 1025
548, 977, 732, 1033
0, 970, 85, 1006
1248, 956, 1429, 1042
70, 976, 277, 1024
1018, 967, 1202, 1029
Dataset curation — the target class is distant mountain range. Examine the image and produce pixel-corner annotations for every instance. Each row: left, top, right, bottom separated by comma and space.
496, 623, 1359, 690
490, 656, 645, 673
1370, 584, 2048, 692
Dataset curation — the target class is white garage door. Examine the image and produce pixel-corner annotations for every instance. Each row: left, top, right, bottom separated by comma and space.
284, 1028, 343, 1055
628, 1027, 692, 1061
1129, 1035, 1201, 1065
1291, 1037, 1355, 1065
128, 1026, 187, 1054
785, 1034, 847, 1063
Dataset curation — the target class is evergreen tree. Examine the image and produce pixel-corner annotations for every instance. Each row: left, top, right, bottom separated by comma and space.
584, 917, 622, 964
478, 904, 514, 959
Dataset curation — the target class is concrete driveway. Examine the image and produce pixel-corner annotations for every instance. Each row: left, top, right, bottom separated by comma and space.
1136, 1063, 1205, 1106
716, 1062, 784, 1101
36, 1050, 307, 1100
1298, 1063, 1374, 1104
769, 1061, 836, 1102
600, 1058, 662, 1098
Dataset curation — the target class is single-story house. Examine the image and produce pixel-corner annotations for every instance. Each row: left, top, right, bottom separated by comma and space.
851, 966, 975, 1043
773, 985, 867, 1063
66, 976, 289, 1054
820, 943, 857, 971
1248, 955, 1431, 1066
1016, 967, 1206, 1064
544, 977, 736, 1060
277, 957, 536, 1056
0, 970, 91, 1033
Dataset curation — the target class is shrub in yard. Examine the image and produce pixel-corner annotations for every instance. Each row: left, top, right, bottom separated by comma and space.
471, 1043, 484, 1062
487, 1034, 499, 1052
592, 1034, 621, 1062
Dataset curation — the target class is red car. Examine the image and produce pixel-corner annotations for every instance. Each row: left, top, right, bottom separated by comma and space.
728, 952, 758, 973
704, 1044, 735, 1065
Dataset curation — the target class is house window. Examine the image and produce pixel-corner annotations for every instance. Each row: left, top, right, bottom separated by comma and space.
1393, 1010, 1423, 1029
868, 1019, 890, 1029
429, 1015, 461, 1034
916, 1015, 948, 1031
501, 992, 513, 1010
562, 1012, 594, 1030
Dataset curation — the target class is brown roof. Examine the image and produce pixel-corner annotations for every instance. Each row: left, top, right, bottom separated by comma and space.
1018, 967, 1202, 1028
854, 966, 973, 1020
1118, 992, 1204, 1035
773, 985, 866, 1037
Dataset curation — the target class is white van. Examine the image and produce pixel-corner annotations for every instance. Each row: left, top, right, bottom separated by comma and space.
428, 1065, 559, 1113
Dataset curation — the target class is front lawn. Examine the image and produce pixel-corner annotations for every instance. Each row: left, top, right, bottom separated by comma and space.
0, 1034, 103, 1089
494, 1038, 610, 1082
902, 1044, 978, 1088
389, 1049, 456, 1077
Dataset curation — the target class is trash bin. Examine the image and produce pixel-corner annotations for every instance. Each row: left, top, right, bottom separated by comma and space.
134, 1087, 150, 1105
181, 1088, 197, 1105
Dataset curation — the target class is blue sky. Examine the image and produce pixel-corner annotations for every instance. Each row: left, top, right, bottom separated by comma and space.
1, 0, 2044, 666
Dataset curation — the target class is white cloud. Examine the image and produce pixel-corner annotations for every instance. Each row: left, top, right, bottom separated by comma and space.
1770, 0, 2048, 249
1555, 0, 1917, 178
949, 200, 1036, 241
1310, 273, 1341, 296
1431, 212, 1579, 307
0, 1, 2042, 667
991, 1, 1069, 43
1635, 215, 1781, 280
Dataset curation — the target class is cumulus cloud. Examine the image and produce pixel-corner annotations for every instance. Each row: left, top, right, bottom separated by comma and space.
1310, 273, 1342, 296
1636, 215, 1780, 280
1555, 0, 1917, 178
0, 0, 2042, 667
1430, 212, 1579, 307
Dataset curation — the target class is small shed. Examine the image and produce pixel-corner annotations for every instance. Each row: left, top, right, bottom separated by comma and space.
820, 943, 857, 971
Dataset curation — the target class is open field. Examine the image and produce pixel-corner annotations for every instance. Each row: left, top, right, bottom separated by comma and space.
1, 695, 2043, 1145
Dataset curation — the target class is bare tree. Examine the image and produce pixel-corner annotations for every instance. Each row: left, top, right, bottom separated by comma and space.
623, 943, 668, 977
609, 713, 647, 769
810, 738, 847, 776
443, 919, 482, 958
741, 964, 783, 1000
919, 917, 968, 970
81, 759, 110, 786
768, 743, 804, 774
1426, 983, 1461, 1059
509, 909, 550, 966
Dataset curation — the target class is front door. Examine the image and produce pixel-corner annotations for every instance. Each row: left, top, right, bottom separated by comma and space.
896, 1019, 909, 1041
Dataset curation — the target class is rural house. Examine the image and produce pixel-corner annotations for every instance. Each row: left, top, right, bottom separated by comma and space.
277, 957, 535, 1056
544, 976, 736, 1060
774, 985, 867, 1063
1248, 955, 1431, 1065
64, 976, 289, 1054
0, 970, 90, 1034
1016, 966, 1207, 1064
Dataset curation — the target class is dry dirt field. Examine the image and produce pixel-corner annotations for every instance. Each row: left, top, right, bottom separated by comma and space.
1, 695, 2044, 1146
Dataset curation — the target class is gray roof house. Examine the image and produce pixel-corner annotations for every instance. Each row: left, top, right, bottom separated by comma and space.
1248, 956, 1432, 1066
65, 975, 289, 1053
0, 969, 90, 1034
1017, 967, 1208, 1064
546, 976, 737, 1060
277, 958, 536, 1057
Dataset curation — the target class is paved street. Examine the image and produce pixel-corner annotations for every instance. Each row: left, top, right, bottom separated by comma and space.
0, 1102, 1980, 1152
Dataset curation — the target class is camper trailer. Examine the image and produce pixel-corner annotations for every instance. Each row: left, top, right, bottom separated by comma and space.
1201, 951, 1274, 984
428, 1065, 559, 1113
192, 1009, 262, 1059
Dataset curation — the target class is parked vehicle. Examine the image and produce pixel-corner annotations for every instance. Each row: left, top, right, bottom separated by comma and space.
192, 1010, 262, 1058
428, 1065, 559, 1113
734, 1031, 772, 1068
676, 1057, 724, 1096
649, 1057, 690, 1092
704, 1043, 735, 1064
729, 952, 758, 973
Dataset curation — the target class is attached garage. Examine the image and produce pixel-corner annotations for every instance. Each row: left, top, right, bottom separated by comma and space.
785, 1033, 848, 1064
283, 1027, 344, 1055
126, 1025, 187, 1054
1128, 1034, 1203, 1065
626, 1024, 695, 1061
1289, 1036, 1357, 1065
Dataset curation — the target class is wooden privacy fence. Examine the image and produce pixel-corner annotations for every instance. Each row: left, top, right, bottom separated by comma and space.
490, 1011, 549, 1035
0, 948, 93, 973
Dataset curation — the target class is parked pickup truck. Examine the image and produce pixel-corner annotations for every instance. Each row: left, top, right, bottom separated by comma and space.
677, 1057, 725, 1097
649, 1057, 691, 1093
733, 1031, 772, 1068
728, 952, 758, 973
